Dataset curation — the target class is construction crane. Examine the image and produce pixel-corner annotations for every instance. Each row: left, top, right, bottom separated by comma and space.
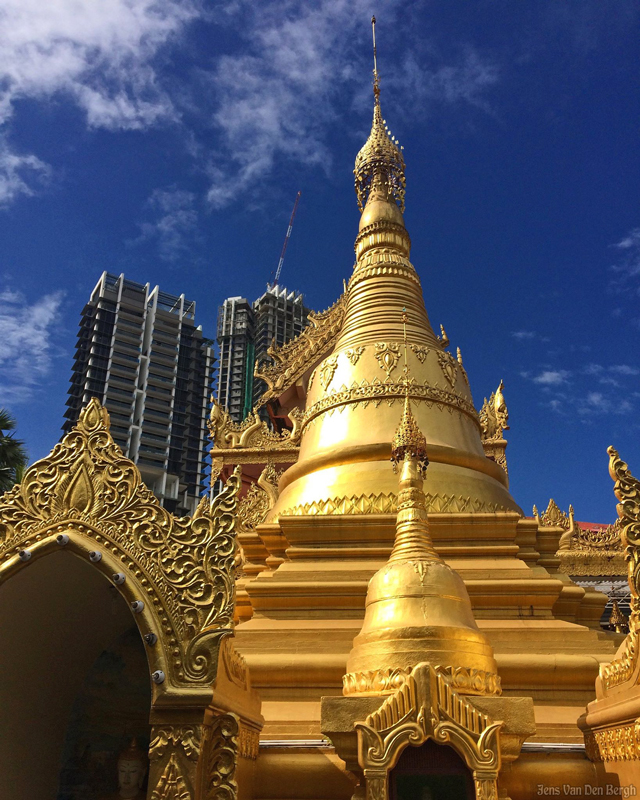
269, 191, 301, 289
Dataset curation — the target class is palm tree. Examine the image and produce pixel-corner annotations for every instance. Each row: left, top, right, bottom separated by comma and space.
0, 409, 28, 493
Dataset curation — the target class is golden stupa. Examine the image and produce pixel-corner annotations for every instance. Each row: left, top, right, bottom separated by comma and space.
2, 17, 639, 800
218, 18, 635, 798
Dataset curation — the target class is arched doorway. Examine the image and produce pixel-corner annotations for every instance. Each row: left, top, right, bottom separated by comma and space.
390, 740, 475, 800
0, 550, 151, 800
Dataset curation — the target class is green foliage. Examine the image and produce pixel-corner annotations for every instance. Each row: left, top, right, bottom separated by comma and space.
0, 409, 28, 494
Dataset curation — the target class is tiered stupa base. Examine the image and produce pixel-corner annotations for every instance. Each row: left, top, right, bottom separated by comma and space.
234, 510, 619, 798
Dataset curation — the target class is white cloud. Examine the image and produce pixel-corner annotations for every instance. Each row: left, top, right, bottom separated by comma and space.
586, 392, 608, 410
0, 0, 199, 203
0, 143, 51, 206
0, 289, 64, 403
610, 364, 640, 376
526, 358, 638, 417
583, 363, 603, 375
132, 187, 199, 261
533, 369, 570, 386
512, 330, 536, 340
206, 0, 499, 207
610, 227, 640, 290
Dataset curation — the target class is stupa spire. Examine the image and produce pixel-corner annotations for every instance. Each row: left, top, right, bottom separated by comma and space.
388, 311, 438, 563
354, 17, 406, 221
266, 17, 519, 525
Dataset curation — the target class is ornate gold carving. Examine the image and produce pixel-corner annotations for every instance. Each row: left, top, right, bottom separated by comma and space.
391, 396, 428, 478
475, 778, 499, 800
220, 637, 249, 691
436, 350, 457, 388
210, 457, 224, 486
482, 443, 508, 476
374, 342, 401, 379
584, 719, 640, 762
343, 665, 501, 697
237, 463, 281, 541
437, 324, 449, 348
200, 713, 239, 800
279, 491, 509, 518
409, 344, 429, 363
556, 512, 625, 575
345, 346, 365, 365
151, 753, 191, 800
355, 663, 501, 800
238, 726, 260, 760
150, 726, 202, 763
572, 519, 623, 551
354, 88, 406, 213
301, 377, 480, 431
319, 355, 339, 390
536, 499, 570, 529
608, 600, 629, 634
456, 347, 470, 386
479, 381, 509, 442
308, 367, 317, 391
480, 381, 509, 474
208, 400, 300, 451
349, 259, 420, 288
599, 448, 640, 692
557, 550, 626, 577
0, 399, 241, 686
254, 294, 347, 407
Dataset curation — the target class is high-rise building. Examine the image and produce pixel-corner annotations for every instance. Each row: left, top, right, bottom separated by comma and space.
216, 285, 309, 421
216, 296, 256, 422
251, 285, 309, 407
64, 272, 215, 515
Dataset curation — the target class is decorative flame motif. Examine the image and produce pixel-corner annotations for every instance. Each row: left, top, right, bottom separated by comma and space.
374, 342, 401, 379
319, 355, 339, 391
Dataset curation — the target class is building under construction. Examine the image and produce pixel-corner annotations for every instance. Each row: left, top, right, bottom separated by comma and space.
216, 192, 310, 422
216, 285, 309, 422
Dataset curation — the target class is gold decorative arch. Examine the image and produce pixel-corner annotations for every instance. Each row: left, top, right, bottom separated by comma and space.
0, 399, 262, 799
355, 663, 502, 800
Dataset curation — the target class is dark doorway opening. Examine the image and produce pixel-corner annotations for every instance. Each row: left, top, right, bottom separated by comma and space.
390, 739, 474, 800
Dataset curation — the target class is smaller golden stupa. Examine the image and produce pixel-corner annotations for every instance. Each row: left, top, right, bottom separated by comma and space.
343, 317, 500, 697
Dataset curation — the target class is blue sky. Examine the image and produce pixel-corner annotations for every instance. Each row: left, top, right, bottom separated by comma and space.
0, 0, 638, 522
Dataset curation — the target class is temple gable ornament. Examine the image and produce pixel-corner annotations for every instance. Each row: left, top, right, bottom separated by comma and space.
0, 399, 263, 800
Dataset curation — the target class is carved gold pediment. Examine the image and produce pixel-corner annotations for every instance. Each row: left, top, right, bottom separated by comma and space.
534, 498, 570, 530
355, 662, 502, 800
254, 293, 347, 407
0, 399, 241, 689
208, 399, 301, 452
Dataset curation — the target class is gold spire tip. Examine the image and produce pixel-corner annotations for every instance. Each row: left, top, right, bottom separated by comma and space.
371, 15, 379, 98
391, 310, 428, 476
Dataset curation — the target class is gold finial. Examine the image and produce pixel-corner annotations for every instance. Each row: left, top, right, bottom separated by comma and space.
391, 310, 428, 477
354, 18, 406, 214
456, 346, 464, 366
608, 600, 629, 634
371, 15, 379, 98
438, 324, 449, 348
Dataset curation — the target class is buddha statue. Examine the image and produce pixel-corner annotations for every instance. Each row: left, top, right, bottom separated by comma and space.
101, 738, 147, 799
